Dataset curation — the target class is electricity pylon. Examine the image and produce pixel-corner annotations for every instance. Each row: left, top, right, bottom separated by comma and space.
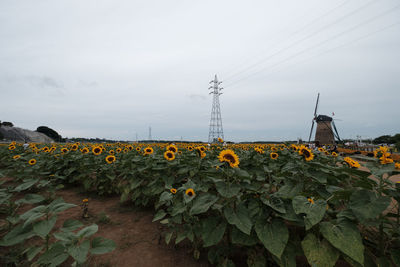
208, 75, 224, 143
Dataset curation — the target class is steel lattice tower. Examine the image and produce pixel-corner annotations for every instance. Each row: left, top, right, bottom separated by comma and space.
208, 75, 224, 143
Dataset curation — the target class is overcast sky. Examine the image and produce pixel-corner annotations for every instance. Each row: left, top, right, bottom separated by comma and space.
1, 0, 399, 142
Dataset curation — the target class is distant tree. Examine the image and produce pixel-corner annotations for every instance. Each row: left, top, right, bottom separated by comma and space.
36, 126, 62, 142
373, 135, 393, 144
1, 121, 14, 127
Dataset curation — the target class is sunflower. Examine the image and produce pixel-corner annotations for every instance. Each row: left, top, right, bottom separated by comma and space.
298, 146, 314, 161
218, 149, 240, 168
136, 147, 141, 152
307, 198, 315, 204
396, 162, 400, 170
81, 147, 89, 154
71, 144, 79, 151
13, 155, 21, 159
170, 188, 177, 194
318, 147, 325, 152
28, 159, 37, 165
331, 152, 338, 157
42, 146, 50, 152
116, 148, 122, 153
197, 146, 206, 152
164, 151, 175, 161
105, 155, 116, 164
92, 146, 102, 155
144, 147, 154, 155
61, 148, 69, 153
200, 151, 206, 158
218, 137, 224, 143
344, 157, 360, 168
8, 145, 16, 150
270, 152, 279, 160
109, 150, 115, 155
127, 145, 134, 151
270, 146, 277, 152
187, 146, 193, 151
166, 144, 178, 153
185, 188, 195, 197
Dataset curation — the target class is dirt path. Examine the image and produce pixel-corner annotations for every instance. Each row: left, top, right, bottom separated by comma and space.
51, 187, 210, 267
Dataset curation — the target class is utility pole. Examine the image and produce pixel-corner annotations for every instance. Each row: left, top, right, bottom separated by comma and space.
208, 74, 224, 143
148, 127, 152, 141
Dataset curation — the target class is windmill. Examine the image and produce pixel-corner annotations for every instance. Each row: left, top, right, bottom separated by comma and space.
308, 93, 341, 145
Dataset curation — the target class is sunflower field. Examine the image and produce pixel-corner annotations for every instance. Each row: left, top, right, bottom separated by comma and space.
1, 141, 400, 266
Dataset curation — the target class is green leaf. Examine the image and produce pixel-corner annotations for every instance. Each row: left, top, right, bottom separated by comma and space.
391, 249, 400, 266
33, 216, 57, 238
20, 205, 46, 220
262, 195, 286, 213
50, 202, 77, 213
349, 190, 391, 221
189, 194, 218, 215
13, 179, 39, 191
215, 181, 241, 198
77, 224, 98, 238
255, 218, 289, 259
23, 212, 45, 228
37, 242, 69, 266
61, 219, 84, 232
165, 232, 173, 245
16, 194, 45, 204
275, 182, 303, 199
25, 245, 44, 261
68, 240, 90, 263
159, 191, 173, 203
319, 221, 364, 265
201, 217, 226, 247
231, 226, 257, 246
0, 223, 35, 246
223, 203, 253, 235
292, 196, 326, 230
301, 233, 339, 267
152, 209, 167, 222
91, 237, 116, 254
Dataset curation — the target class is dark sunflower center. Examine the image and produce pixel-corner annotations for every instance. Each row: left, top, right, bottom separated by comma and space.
188, 191, 193, 196
302, 149, 311, 157
167, 153, 173, 158
94, 148, 100, 153
223, 154, 235, 163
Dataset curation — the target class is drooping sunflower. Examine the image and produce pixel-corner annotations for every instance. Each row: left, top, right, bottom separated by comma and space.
144, 147, 154, 155
218, 149, 239, 168
28, 159, 37, 165
298, 146, 314, 161
166, 144, 178, 153
270, 152, 279, 160
105, 155, 116, 164
71, 144, 79, 151
61, 148, 69, 153
13, 155, 21, 159
164, 151, 175, 161
92, 146, 102, 155
170, 188, 177, 194
185, 188, 195, 197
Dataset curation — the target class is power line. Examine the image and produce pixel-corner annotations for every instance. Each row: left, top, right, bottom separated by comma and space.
224, 3, 400, 88
221, 0, 353, 78
223, 0, 379, 83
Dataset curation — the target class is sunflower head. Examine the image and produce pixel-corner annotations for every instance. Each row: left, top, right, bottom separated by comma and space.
164, 151, 175, 161
270, 152, 278, 160
105, 155, 116, 164
116, 148, 122, 153
136, 147, 141, 152
167, 144, 178, 153
187, 146, 193, 151
395, 162, 400, 170
218, 137, 224, 143
170, 188, 177, 194
82, 198, 89, 203
331, 152, 338, 157
307, 198, 315, 204
218, 149, 239, 168
13, 155, 21, 159
28, 159, 37, 165
144, 147, 154, 155
81, 147, 89, 154
92, 146, 102, 155
185, 188, 195, 197
71, 144, 79, 151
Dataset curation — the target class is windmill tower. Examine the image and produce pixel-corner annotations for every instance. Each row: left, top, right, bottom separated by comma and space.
208, 75, 224, 143
308, 93, 341, 145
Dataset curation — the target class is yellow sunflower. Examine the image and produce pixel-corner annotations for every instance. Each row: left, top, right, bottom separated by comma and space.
170, 188, 177, 194
298, 146, 314, 161
28, 159, 37, 165
218, 149, 240, 168
61, 148, 69, 153
116, 148, 122, 153
185, 188, 195, 197
81, 147, 89, 154
8, 145, 16, 150
71, 144, 79, 151
331, 152, 338, 157
166, 144, 178, 153
13, 155, 21, 159
136, 147, 141, 152
307, 198, 315, 204
395, 162, 400, 170
105, 155, 116, 164
92, 146, 102, 155
144, 147, 154, 155
270, 152, 279, 160
187, 146, 194, 151
218, 137, 224, 143
164, 151, 175, 161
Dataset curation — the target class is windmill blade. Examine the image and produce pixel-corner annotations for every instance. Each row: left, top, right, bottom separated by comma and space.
332, 120, 341, 142
314, 93, 320, 117
308, 120, 315, 142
